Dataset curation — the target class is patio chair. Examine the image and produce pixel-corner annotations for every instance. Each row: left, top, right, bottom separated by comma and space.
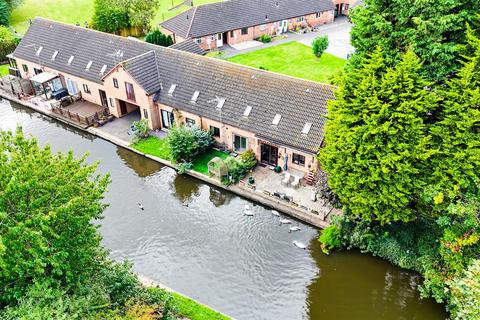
291, 176, 300, 189
281, 172, 291, 186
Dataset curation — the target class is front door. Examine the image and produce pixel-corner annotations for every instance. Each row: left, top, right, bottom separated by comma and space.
99, 89, 108, 108
279, 20, 288, 33
216, 33, 223, 47
261, 144, 278, 166
119, 100, 128, 115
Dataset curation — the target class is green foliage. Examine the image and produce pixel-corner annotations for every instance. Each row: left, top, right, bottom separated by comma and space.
0, 26, 16, 61
145, 29, 173, 47
349, 0, 480, 80
131, 136, 171, 160
320, 48, 438, 223
132, 118, 150, 142
0, 0, 10, 26
166, 125, 213, 162
257, 34, 271, 43
0, 128, 110, 306
126, 0, 158, 29
447, 259, 480, 320
312, 35, 328, 58
239, 149, 257, 168
91, 0, 129, 33
177, 162, 192, 174
168, 291, 229, 320
223, 151, 256, 185
318, 223, 342, 254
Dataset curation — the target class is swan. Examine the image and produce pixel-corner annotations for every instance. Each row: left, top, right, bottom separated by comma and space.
293, 241, 307, 249
279, 219, 292, 224
243, 208, 254, 216
271, 210, 280, 217
138, 203, 144, 210
289, 226, 301, 232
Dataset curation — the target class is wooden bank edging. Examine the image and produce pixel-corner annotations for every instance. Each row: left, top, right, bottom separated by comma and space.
0, 93, 330, 228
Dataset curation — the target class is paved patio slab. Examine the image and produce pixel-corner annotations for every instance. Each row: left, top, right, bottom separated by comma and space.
96, 109, 140, 143
229, 40, 263, 50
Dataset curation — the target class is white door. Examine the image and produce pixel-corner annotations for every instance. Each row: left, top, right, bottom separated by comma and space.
216, 33, 223, 47
279, 20, 288, 33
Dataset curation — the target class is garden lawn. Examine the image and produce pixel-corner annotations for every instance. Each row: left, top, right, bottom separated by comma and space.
0, 64, 9, 76
170, 291, 230, 320
227, 41, 346, 83
10, 0, 223, 34
131, 136, 170, 160
192, 149, 229, 174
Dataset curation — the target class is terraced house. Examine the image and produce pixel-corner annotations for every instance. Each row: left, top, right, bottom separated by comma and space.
160, 0, 360, 50
10, 18, 334, 173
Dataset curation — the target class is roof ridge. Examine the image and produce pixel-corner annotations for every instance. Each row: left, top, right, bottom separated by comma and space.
186, 6, 197, 38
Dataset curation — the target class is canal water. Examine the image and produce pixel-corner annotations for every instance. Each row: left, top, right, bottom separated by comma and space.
0, 100, 447, 320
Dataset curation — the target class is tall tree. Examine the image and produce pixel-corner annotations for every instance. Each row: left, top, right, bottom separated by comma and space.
0, 0, 10, 26
0, 128, 110, 306
126, 0, 158, 30
320, 48, 438, 223
349, 0, 480, 80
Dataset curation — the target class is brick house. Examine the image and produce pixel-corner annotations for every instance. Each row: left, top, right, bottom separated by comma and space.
11, 18, 335, 173
160, 0, 336, 51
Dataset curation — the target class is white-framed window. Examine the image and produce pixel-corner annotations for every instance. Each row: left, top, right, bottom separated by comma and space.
143, 108, 149, 119
194, 38, 202, 44
259, 24, 266, 31
292, 153, 305, 166
296, 16, 304, 22
109, 97, 115, 108
83, 84, 91, 94
210, 35, 215, 41
316, 12, 321, 18
234, 135, 248, 152
241, 27, 248, 35
66, 79, 78, 95
186, 118, 195, 127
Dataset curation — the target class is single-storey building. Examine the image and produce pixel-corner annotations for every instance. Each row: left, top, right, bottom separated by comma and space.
160, 0, 336, 51
11, 18, 334, 173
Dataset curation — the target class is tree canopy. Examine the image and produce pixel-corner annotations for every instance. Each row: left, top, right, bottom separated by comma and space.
349, 0, 480, 80
145, 29, 174, 47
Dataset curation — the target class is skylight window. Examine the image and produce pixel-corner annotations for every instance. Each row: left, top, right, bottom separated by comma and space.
243, 105, 252, 117
35, 46, 43, 56
168, 84, 176, 95
67, 56, 74, 65
302, 122, 312, 135
216, 98, 225, 109
100, 64, 107, 75
191, 90, 200, 103
272, 114, 282, 125
86, 60, 92, 71
51, 51, 58, 61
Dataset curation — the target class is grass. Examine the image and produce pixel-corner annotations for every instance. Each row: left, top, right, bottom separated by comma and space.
0, 64, 9, 76
170, 291, 230, 320
10, 0, 222, 34
226, 41, 346, 83
192, 149, 229, 174
131, 136, 171, 160
205, 50, 226, 59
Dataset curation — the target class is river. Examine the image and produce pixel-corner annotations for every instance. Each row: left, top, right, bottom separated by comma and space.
0, 99, 447, 320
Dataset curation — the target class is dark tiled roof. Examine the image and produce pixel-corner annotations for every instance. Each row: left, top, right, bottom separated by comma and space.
14, 18, 334, 154
161, 0, 335, 38
123, 49, 333, 153
170, 39, 206, 55
13, 18, 155, 84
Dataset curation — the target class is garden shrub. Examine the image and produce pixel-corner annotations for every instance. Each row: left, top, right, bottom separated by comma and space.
167, 125, 213, 162
239, 149, 257, 168
177, 162, 192, 174
257, 34, 272, 43
131, 118, 149, 142
312, 35, 328, 57
0, 26, 17, 61
318, 223, 342, 254
145, 29, 174, 47
223, 151, 257, 184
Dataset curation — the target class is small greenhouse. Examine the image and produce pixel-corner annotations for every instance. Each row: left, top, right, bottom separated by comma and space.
207, 157, 228, 181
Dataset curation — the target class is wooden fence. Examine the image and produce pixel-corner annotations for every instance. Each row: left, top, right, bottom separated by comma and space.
51, 106, 110, 126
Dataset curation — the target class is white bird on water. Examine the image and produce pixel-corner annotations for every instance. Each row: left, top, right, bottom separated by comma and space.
293, 240, 307, 249
243, 205, 254, 216
279, 219, 292, 225
271, 210, 280, 217
138, 203, 144, 210
289, 226, 301, 232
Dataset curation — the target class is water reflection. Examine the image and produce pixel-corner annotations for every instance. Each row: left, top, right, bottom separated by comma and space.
170, 173, 201, 203
116, 146, 163, 177
209, 187, 233, 207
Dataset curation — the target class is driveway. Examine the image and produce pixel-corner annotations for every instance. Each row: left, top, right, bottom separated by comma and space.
221, 16, 354, 59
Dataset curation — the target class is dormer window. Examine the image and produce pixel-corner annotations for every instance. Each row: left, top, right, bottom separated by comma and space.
168, 84, 176, 95
67, 56, 74, 65
302, 122, 312, 135
85, 60, 92, 71
35, 46, 43, 56
272, 114, 282, 125
243, 105, 252, 117
191, 90, 200, 103
51, 51, 58, 61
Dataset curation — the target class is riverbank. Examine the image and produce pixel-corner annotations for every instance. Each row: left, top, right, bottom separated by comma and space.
0, 92, 334, 229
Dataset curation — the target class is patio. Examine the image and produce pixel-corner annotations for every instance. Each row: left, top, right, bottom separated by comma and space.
96, 109, 141, 143
245, 166, 336, 221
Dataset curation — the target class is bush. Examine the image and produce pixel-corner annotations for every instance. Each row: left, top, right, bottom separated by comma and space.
91, 0, 129, 33
318, 224, 342, 254
145, 29, 174, 47
131, 118, 149, 142
167, 125, 213, 162
239, 149, 257, 168
223, 151, 256, 185
0, 26, 16, 61
447, 260, 480, 320
177, 161, 192, 174
257, 34, 272, 43
312, 35, 328, 57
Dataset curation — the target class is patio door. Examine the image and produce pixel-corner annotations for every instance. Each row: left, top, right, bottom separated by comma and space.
161, 110, 175, 129
99, 89, 108, 108
279, 20, 288, 33
216, 33, 223, 47
261, 144, 278, 166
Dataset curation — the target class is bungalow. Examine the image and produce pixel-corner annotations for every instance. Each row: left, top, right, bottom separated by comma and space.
11, 18, 334, 173
160, 0, 336, 51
